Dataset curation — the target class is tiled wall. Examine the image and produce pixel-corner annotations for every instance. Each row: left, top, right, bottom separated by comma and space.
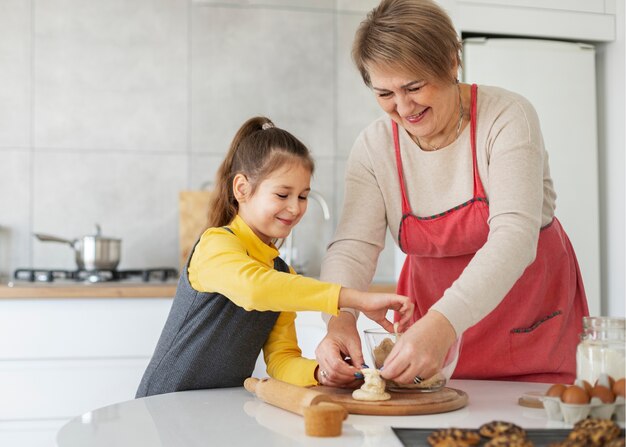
0, 0, 398, 282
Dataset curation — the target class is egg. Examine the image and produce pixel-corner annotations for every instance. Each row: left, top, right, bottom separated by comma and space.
613, 378, 625, 398
594, 373, 615, 389
561, 385, 590, 404
590, 385, 615, 403
546, 383, 566, 398
580, 380, 593, 395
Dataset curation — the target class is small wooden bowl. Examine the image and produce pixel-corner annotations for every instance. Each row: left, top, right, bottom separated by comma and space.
304, 402, 347, 437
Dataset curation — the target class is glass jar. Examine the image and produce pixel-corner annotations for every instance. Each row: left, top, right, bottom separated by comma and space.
576, 316, 626, 383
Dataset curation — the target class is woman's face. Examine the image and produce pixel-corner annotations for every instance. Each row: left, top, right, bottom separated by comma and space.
368, 65, 458, 145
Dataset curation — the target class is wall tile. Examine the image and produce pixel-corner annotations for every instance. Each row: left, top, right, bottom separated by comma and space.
336, 11, 384, 158
191, 5, 335, 157
189, 153, 225, 190
193, 0, 334, 9
0, 149, 31, 277
336, 0, 380, 12
32, 151, 187, 270
34, 0, 188, 152
0, 0, 31, 148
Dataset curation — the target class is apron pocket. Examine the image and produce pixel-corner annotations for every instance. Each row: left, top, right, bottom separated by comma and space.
508, 311, 567, 375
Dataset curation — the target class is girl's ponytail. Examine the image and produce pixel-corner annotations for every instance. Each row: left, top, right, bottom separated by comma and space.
208, 117, 273, 227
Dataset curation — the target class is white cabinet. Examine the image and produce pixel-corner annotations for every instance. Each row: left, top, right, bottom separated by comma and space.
0, 298, 172, 447
457, 0, 611, 13
455, 0, 615, 41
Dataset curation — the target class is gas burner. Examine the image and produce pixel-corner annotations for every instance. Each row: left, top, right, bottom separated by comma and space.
13, 268, 178, 283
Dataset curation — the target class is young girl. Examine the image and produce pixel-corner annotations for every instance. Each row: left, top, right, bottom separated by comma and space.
136, 116, 413, 397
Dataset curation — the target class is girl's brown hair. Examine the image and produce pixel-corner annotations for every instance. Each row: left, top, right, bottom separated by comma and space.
352, 0, 461, 87
209, 116, 314, 227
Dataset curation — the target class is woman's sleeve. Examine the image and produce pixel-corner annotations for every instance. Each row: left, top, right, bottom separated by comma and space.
263, 311, 319, 387
431, 96, 545, 335
191, 232, 341, 316
320, 133, 389, 293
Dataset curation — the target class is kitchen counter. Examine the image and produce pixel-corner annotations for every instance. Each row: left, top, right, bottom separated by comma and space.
56, 380, 609, 447
0, 281, 396, 299
0, 281, 178, 298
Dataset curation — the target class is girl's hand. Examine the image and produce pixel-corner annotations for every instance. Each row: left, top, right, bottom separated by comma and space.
380, 310, 457, 384
338, 288, 414, 333
358, 292, 414, 333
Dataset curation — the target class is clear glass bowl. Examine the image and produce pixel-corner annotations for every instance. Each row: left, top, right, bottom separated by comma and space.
363, 328, 461, 392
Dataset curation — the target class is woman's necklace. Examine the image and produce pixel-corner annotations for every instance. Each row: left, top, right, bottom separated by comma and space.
415, 83, 464, 151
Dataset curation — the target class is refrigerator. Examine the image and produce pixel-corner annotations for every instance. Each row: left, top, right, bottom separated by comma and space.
462, 38, 601, 316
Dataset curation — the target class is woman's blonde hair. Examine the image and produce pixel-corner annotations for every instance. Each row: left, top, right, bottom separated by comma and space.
352, 0, 461, 87
209, 116, 314, 228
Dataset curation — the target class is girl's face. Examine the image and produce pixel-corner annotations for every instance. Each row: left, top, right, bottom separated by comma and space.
368, 65, 458, 146
235, 162, 311, 245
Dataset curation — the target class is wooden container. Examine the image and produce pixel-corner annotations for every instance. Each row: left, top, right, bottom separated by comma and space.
178, 190, 214, 269
303, 403, 347, 437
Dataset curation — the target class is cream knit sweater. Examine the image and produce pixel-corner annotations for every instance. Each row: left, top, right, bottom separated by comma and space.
320, 85, 558, 336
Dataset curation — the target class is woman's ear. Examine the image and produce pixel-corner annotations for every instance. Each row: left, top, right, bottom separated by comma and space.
232, 173, 250, 202
450, 55, 460, 81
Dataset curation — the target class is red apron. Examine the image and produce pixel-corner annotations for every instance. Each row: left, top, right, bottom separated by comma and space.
394, 84, 588, 383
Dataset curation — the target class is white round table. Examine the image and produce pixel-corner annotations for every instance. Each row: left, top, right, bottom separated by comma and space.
56, 380, 580, 446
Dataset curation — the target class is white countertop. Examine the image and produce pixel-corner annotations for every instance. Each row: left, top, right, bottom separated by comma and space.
55, 379, 610, 447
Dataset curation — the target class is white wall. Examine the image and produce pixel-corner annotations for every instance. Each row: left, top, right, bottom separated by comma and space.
0, 0, 622, 312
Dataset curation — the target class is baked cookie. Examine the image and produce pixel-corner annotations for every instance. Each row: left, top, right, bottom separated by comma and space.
569, 418, 621, 446
427, 428, 481, 446
548, 441, 593, 447
573, 418, 619, 433
429, 439, 473, 447
485, 433, 533, 447
479, 420, 526, 438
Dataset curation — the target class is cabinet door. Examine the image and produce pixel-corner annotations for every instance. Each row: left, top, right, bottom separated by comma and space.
0, 298, 172, 358
463, 38, 601, 316
456, 2, 615, 41
457, 0, 607, 13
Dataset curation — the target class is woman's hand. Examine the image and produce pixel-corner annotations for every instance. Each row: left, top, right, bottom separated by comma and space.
315, 312, 364, 388
338, 288, 414, 333
380, 310, 457, 384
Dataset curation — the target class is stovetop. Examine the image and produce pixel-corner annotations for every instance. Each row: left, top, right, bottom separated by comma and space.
13, 267, 179, 284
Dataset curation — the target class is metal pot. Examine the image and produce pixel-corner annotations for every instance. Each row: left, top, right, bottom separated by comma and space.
34, 224, 122, 270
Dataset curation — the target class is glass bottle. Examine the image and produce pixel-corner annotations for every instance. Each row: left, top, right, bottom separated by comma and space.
576, 316, 626, 383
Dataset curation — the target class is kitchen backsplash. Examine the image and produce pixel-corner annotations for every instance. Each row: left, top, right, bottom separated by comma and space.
0, 0, 398, 282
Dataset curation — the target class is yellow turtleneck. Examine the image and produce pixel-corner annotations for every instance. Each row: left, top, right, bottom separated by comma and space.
188, 215, 341, 386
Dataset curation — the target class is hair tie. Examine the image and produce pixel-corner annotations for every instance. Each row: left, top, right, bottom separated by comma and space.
261, 122, 274, 130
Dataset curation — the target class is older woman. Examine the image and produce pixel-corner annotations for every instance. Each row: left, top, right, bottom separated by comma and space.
316, 0, 589, 386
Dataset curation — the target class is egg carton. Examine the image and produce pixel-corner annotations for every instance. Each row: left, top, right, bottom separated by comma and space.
541, 395, 625, 424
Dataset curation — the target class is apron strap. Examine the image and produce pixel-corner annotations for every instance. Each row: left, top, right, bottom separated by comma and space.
392, 121, 411, 214
470, 84, 486, 198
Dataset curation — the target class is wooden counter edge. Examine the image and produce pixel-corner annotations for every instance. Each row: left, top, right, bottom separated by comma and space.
0, 284, 177, 299
367, 283, 397, 293
0, 282, 396, 299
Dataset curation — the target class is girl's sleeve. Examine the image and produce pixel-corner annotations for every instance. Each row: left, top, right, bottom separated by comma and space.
262, 311, 319, 387
190, 230, 342, 316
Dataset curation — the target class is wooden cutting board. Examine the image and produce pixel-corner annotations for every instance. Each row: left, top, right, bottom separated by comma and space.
245, 377, 467, 417
313, 385, 468, 416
